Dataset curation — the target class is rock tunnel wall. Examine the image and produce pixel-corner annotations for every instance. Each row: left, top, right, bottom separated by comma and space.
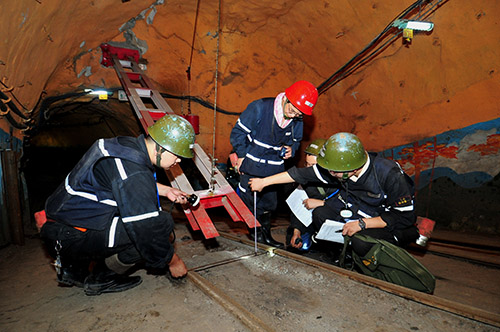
0, 0, 499, 241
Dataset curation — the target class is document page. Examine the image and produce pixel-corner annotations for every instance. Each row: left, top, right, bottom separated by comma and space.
286, 187, 312, 227
315, 219, 347, 243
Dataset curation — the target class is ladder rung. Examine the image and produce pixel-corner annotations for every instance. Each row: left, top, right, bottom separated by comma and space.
135, 88, 151, 97
119, 60, 133, 68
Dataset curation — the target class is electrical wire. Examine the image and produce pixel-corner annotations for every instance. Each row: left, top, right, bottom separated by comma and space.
160, 92, 240, 116
0, 79, 29, 111
186, 0, 202, 115
0, 90, 29, 120
317, 0, 445, 95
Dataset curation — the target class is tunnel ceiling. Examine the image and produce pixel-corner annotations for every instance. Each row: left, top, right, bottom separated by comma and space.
1, 0, 499, 162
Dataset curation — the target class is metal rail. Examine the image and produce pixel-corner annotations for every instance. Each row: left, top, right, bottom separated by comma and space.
408, 241, 500, 268
188, 271, 276, 332
214, 231, 500, 328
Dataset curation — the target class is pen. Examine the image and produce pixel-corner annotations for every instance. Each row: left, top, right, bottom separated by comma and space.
335, 229, 343, 233
324, 189, 339, 201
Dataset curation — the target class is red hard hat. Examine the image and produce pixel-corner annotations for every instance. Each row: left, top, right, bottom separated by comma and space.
285, 80, 318, 116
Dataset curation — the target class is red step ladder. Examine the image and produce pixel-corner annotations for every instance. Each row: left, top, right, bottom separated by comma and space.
100, 43, 259, 238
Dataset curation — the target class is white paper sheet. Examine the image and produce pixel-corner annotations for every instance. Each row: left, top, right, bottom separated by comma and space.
315, 219, 347, 243
286, 187, 313, 227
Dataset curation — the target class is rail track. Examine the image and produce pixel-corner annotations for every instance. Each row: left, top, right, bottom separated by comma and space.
183, 231, 500, 331
409, 238, 500, 269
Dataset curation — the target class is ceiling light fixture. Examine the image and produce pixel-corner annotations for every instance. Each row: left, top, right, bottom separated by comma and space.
393, 19, 434, 31
393, 19, 434, 44
84, 89, 111, 100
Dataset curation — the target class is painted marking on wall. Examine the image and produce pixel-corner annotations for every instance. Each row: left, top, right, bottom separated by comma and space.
380, 117, 500, 189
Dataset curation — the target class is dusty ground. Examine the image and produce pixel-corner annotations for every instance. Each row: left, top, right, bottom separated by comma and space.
1, 212, 499, 332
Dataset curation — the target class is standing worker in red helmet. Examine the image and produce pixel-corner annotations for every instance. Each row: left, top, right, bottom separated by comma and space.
230, 80, 318, 248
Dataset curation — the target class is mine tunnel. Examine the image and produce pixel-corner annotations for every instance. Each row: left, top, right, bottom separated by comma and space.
1, 0, 500, 330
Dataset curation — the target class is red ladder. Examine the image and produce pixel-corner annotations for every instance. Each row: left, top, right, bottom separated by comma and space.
100, 44, 259, 239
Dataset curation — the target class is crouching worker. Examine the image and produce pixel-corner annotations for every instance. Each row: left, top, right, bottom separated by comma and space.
40, 114, 195, 296
286, 138, 340, 252
250, 132, 419, 260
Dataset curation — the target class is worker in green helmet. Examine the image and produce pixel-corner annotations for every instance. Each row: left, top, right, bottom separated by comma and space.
250, 132, 419, 260
41, 114, 196, 295
285, 139, 340, 252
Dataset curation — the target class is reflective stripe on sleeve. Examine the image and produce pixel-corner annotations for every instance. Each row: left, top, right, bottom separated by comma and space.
237, 119, 251, 133
357, 210, 373, 218
122, 211, 160, 223
394, 205, 414, 212
312, 164, 329, 184
98, 139, 109, 156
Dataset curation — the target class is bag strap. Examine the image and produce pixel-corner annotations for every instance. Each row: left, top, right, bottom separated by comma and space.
339, 235, 351, 269
339, 233, 381, 269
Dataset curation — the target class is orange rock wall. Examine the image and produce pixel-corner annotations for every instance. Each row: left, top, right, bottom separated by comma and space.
1, 0, 499, 164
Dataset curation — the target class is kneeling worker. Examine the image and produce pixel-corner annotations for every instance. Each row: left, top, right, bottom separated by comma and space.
250, 132, 419, 257
286, 138, 340, 251
41, 114, 195, 295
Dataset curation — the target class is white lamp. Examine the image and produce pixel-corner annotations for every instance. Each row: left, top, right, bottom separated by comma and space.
393, 19, 434, 32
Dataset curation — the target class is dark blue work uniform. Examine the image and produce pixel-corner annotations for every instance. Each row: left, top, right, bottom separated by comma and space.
230, 97, 303, 217
287, 152, 418, 250
42, 135, 175, 269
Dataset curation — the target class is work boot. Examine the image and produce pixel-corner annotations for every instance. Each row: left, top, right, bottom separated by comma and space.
57, 260, 90, 288
261, 226, 284, 249
84, 262, 142, 296
249, 212, 284, 249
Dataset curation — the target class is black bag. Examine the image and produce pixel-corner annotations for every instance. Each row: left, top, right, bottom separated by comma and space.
341, 234, 436, 294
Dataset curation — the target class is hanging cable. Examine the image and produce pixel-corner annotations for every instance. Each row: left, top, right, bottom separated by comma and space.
160, 92, 240, 116
0, 79, 29, 112
317, 0, 446, 95
209, 0, 222, 192
186, 0, 202, 115
1, 90, 29, 120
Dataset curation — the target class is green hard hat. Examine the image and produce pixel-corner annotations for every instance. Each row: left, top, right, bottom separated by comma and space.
317, 132, 367, 172
305, 138, 327, 156
147, 114, 195, 158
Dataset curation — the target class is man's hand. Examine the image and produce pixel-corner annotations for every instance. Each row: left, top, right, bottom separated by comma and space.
158, 184, 189, 204
236, 157, 245, 174
282, 146, 292, 159
290, 228, 303, 249
249, 178, 265, 192
168, 253, 187, 278
342, 220, 362, 236
168, 187, 189, 204
303, 198, 324, 210
342, 217, 386, 236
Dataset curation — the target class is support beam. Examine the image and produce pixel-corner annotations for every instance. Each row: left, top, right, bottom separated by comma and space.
1, 150, 24, 245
